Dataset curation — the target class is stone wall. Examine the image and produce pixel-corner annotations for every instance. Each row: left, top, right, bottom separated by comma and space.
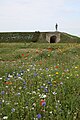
0, 32, 40, 43
0, 31, 60, 43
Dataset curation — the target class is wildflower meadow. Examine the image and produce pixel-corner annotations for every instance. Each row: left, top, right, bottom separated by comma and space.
0, 43, 80, 120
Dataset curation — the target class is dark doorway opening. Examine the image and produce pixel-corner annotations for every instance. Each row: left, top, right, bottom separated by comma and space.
50, 36, 57, 43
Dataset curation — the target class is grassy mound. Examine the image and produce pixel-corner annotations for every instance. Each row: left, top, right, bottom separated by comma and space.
60, 32, 80, 43
0, 31, 80, 43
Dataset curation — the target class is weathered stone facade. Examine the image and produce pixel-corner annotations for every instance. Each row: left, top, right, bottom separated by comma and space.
0, 31, 61, 43
45, 32, 60, 43
37, 31, 61, 43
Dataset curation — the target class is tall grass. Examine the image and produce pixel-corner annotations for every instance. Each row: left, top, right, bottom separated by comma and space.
0, 43, 80, 120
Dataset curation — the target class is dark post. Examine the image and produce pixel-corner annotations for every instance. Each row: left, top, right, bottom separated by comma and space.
55, 23, 58, 31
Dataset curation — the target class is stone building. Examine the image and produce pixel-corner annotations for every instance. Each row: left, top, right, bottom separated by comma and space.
38, 31, 60, 43
0, 31, 61, 43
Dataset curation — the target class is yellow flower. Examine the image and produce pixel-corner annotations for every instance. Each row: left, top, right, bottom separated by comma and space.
75, 66, 78, 69
56, 72, 59, 75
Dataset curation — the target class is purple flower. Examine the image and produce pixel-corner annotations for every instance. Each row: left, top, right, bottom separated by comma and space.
34, 72, 37, 77
14, 76, 17, 79
41, 86, 44, 88
60, 82, 63, 85
23, 81, 26, 85
37, 114, 41, 119
0, 102, 2, 105
44, 88, 48, 93
1, 91, 5, 95
6, 77, 10, 81
46, 68, 49, 71
48, 81, 51, 84
42, 101, 46, 106
50, 83, 52, 86
18, 74, 21, 77
23, 86, 26, 89
11, 108, 15, 112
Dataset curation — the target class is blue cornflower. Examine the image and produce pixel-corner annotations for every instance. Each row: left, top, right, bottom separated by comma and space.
48, 81, 51, 84
6, 77, 10, 81
23, 81, 26, 85
34, 72, 37, 77
23, 86, 26, 89
46, 68, 49, 71
18, 74, 21, 77
48, 81, 52, 86
1, 91, 5, 95
41, 86, 44, 88
42, 101, 46, 106
0, 101, 2, 105
11, 108, 15, 112
37, 114, 41, 119
44, 88, 48, 93
50, 83, 52, 86
14, 76, 17, 79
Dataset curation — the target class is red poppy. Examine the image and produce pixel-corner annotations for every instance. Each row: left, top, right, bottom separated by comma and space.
22, 54, 24, 57
40, 99, 45, 106
55, 66, 59, 68
48, 48, 52, 52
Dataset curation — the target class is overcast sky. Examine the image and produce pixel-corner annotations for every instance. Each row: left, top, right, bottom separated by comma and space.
0, 0, 80, 36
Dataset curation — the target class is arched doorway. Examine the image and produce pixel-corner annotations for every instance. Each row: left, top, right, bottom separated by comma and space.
50, 36, 57, 43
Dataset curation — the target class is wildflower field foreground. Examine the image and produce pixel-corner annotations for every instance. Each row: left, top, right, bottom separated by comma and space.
0, 43, 80, 120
